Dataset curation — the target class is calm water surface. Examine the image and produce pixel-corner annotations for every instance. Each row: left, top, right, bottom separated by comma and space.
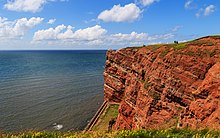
0, 50, 106, 132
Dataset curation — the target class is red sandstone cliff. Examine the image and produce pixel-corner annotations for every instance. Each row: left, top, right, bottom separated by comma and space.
104, 36, 220, 130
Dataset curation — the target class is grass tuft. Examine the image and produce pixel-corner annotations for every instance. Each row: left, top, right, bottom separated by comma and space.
144, 81, 151, 90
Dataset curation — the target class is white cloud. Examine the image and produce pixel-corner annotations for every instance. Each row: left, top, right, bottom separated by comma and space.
107, 32, 148, 46
204, 5, 216, 16
195, 8, 203, 17
140, 0, 159, 7
184, 0, 193, 9
33, 24, 67, 41
111, 32, 148, 42
147, 33, 174, 41
4, 0, 67, 13
0, 17, 8, 23
33, 24, 175, 47
108, 32, 174, 46
33, 25, 107, 41
195, 5, 216, 17
184, 0, 200, 10
47, 19, 56, 24
184, 1, 216, 17
98, 3, 142, 22
72, 25, 107, 41
171, 26, 183, 32
4, 0, 47, 13
0, 17, 43, 39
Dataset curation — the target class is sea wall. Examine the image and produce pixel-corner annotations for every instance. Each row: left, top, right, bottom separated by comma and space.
104, 36, 220, 130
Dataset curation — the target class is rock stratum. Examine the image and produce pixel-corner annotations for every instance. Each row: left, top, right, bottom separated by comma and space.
104, 36, 220, 130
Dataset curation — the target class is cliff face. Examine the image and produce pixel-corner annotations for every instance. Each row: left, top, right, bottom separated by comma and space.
104, 36, 220, 130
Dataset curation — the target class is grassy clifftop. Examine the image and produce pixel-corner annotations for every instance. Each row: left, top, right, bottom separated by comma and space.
2, 128, 220, 138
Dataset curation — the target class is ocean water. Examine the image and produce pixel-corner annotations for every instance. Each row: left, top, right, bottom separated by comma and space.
0, 50, 106, 132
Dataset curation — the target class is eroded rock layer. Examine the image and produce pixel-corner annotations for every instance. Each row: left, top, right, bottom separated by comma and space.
104, 36, 220, 130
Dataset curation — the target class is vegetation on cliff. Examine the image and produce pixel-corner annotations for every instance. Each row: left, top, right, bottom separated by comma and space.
1, 128, 220, 138
92, 104, 119, 131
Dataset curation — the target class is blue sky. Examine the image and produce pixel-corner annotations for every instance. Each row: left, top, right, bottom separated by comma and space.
0, 0, 219, 50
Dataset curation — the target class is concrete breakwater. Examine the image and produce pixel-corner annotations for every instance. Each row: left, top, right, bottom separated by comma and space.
84, 101, 108, 132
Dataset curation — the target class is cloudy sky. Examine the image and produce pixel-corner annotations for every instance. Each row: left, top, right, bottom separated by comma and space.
0, 0, 219, 50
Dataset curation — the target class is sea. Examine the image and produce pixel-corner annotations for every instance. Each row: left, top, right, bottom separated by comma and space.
0, 50, 106, 132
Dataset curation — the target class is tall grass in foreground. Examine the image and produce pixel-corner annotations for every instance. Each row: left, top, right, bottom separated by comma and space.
1, 128, 220, 138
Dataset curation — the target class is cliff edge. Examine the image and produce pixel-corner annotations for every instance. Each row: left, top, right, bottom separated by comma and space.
104, 36, 220, 130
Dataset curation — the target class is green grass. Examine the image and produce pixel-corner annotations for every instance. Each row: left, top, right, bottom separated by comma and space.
130, 36, 218, 51
150, 41, 189, 51
92, 104, 119, 131
207, 49, 217, 57
175, 49, 218, 57
144, 81, 151, 90
160, 48, 170, 57
2, 128, 220, 138
148, 90, 161, 100
190, 40, 215, 46
210, 35, 220, 39
168, 42, 188, 50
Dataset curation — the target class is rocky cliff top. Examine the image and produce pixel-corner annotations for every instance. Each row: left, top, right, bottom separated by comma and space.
104, 35, 220, 130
